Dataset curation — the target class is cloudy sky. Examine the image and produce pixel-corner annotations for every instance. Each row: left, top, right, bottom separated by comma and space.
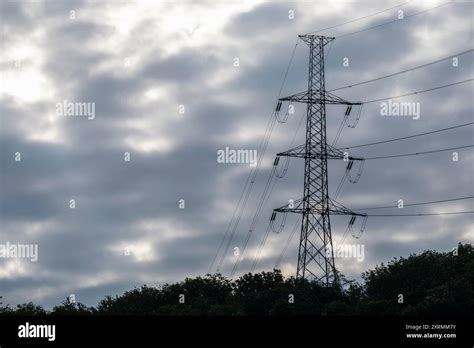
1, 0, 473, 309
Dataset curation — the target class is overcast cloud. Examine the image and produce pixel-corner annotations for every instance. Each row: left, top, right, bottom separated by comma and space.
0, 0, 473, 308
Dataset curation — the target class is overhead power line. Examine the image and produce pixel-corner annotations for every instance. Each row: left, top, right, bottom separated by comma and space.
274, 216, 301, 269
337, 1, 453, 39
229, 0, 469, 278
363, 78, 474, 104
209, 39, 300, 274
305, 2, 407, 35
342, 122, 474, 149
230, 169, 278, 277
233, 112, 305, 276
362, 144, 473, 160
354, 196, 474, 211
366, 211, 474, 216
330, 49, 474, 92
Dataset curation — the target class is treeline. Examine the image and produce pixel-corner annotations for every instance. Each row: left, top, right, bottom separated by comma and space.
1, 244, 473, 315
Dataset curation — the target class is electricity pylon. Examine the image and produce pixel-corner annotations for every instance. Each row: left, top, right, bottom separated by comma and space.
273, 35, 366, 285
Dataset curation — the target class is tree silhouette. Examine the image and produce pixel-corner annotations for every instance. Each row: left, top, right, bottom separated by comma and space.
361, 243, 474, 315
1, 244, 472, 315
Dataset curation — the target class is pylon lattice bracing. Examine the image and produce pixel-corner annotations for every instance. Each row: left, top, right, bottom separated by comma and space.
274, 35, 366, 285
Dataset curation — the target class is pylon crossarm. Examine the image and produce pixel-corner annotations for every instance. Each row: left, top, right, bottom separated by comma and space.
298, 34, 335, 46
274, 196, 367, 216
326, 144, 365, 161
279, 90, 362, 105
274, 207, 367, 217
328, 198, 368, 217
277, 144, 364, 161
327, 210, 367, 217
274, 198, 305, 213
276, 144, 306, 158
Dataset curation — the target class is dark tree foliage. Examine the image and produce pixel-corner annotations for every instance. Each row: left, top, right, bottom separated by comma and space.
1, 244, 472, 315
51, 297, 97, 315
3, 302, 47, 315
360, 243, 474, 315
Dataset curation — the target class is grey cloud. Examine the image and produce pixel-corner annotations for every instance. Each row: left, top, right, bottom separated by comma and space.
0, 0, 472, 309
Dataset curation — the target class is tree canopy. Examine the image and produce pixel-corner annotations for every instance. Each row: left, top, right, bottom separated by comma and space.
1, 243, 472, 315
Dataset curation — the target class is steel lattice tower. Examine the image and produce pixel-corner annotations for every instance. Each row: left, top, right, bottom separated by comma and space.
273, 35, 366, 285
